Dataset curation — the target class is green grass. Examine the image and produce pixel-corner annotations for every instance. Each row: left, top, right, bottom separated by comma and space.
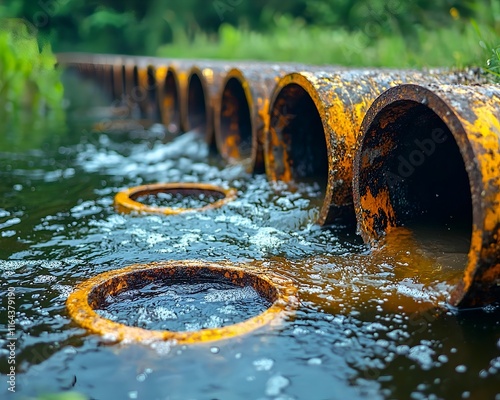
158, 15, 499, 74
0, 19, 66, 149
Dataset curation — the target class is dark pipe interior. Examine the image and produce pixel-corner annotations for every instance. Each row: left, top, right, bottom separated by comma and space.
109, 66, 116, 99
187, 73, 208, 134
363, 100, 472, 250
271, 84, 328, 193
163, 70, 181, 133
146, 66, 160, 121
121, 65, 127, 99
112, 65, 124, 101
220, 77, 252, 159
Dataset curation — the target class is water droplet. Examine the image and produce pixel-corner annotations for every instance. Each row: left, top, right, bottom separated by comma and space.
456, 365, 467, 373
210, 346, 219, 354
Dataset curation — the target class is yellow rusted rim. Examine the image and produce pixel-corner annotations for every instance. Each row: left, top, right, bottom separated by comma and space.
114, 182, 237, 215
66, 260, 298, 344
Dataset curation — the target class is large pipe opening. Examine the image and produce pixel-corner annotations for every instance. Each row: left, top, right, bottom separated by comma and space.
161, 69, 181, 134
268, 83, 328, 197
357, 100, 472, 257
217, 77, 253, 162
187, 72, 208, 135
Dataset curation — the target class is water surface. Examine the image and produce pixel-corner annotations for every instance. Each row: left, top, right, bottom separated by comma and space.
0, 96, 499, 400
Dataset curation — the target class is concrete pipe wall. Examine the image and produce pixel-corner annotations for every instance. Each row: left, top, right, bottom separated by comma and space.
353, 84, 500, 308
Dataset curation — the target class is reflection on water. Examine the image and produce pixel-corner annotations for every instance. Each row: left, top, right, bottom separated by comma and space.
0, 108, 498, 400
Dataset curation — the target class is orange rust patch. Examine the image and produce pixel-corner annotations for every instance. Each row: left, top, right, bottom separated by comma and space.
360, 186, 397, 241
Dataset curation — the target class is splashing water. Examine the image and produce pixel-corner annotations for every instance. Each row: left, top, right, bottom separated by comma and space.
0, 98, 498, 400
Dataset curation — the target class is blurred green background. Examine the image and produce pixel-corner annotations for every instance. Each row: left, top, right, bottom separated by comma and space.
0, 0, 499, 143
0, 0, 499, 68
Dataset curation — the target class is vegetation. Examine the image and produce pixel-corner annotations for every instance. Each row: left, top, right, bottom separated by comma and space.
0, 0, 498, 143
0, 1, 498, 70
0, 19, 65, 147
158, 16, 494, 69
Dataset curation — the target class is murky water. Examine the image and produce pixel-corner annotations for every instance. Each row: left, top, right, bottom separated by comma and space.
0, 81, 499, 399
134, 191, 225, 210
97, 281, 271, 332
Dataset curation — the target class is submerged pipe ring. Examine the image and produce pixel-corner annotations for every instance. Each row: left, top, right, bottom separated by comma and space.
114, 183, 237, 215
66, 260, 297, 344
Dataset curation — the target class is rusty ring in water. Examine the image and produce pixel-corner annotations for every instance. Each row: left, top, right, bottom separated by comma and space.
66, 260, 298, 344
114, 182, 237, 215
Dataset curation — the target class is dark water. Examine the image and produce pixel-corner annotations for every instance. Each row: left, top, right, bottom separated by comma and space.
0, 85, 499, 399
97, 281, 271, 332
134, 191, 224, 210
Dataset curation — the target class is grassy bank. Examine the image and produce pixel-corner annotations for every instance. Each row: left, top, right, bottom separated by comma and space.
158, 16, 499, 74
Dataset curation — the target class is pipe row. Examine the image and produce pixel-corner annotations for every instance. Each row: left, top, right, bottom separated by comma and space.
57, 53, 499, 308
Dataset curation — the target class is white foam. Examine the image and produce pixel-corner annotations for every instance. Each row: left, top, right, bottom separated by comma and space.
265, 375, 290, 397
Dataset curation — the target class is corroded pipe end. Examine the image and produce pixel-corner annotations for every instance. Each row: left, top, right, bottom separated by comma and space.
66, 260, 297, 344
186, 66, 212, 142
214, 68, 254, 167
158, 66, 185, 134
266, 72, 332, 225
353, 84, 500, 307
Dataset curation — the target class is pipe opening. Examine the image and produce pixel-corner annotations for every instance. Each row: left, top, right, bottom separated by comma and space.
359, 100, 472, 253
67, 261, 296, 343
114, 183, 237, 215
162, 69, 181, 133
88, 266, 275, 332
187, 73, 208, 134
219, 77, 252, 161
269, 83, 328, 194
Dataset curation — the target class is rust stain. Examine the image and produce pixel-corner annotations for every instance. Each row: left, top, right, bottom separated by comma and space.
354, 84, 500, 308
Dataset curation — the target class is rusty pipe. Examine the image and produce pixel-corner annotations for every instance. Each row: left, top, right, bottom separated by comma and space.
213, 64, 307, 173
184, 62, 232, 145
265, 69, 461, 227
352, 84, 500, 308
157, 61, 191, 134
134, 58, 169, 122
